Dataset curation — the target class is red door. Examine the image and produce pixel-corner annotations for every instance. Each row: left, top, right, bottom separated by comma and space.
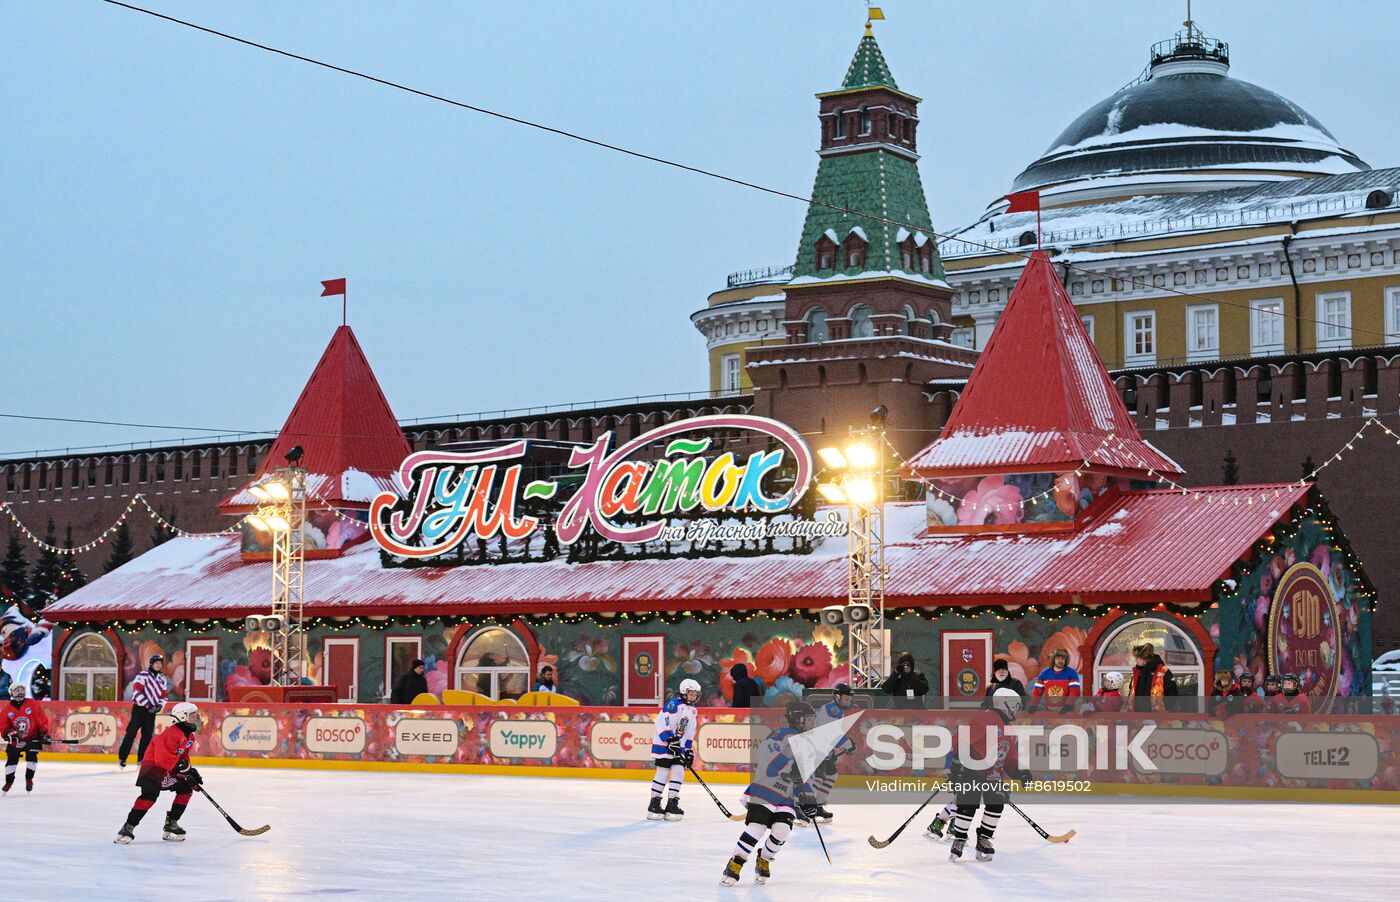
185, 639, 219, 702
941, 629, 994, 707
323, 638, 359, 702
622, 635, 665, 707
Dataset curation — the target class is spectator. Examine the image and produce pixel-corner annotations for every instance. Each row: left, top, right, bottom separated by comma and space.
392, 659, 429, 705
533, 663, 558, 694
982, 659, 1026, 708
1277, 672, 1312, 715
1229, 672, 1257, 698
1029, 649, 1082, 712
729, 663, 762, 708
29, 665, 50, 701
1126, 643, 1177, 712
1211, 670, 1234, 697
118, 655, 167, 768
881, 652, 929, 709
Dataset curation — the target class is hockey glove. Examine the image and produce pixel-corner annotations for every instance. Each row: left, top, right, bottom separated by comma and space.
797, 795, 821, 819
185, 767, 203, 786
818, 755, 838, 778
665, 736, 684, 758
682, 748, 695, 768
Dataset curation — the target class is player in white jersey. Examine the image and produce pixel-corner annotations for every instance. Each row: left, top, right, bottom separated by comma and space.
805, 682, 857, 824
646, 678, 700, 821
720, 701, 815, 887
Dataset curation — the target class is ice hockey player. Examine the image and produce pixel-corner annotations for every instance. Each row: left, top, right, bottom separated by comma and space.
647, 678, 700, 821
115, 701, 203, 843
722, 701, 814, 887
947, 688, 1030, 863
2, 683, 49, 793
1277, 673, 1312, 715
924, 753, 958, 840
806, 682, 857, 824
1029, 649, 1081, 712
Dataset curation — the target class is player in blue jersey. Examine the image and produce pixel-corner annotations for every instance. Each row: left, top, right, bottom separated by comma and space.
805, 682, 858, 824
721, 701, 815, 887
646, 678, 700, 821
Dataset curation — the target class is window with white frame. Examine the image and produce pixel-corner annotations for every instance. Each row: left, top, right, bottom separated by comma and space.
385, 635, 423, 699
1125, 311, 1156, 365
951, 327, 975, 349
1080, 314, 1095, 341
1385, 287, 1400, 344
1316, 291, 1352, 349
721, 353, 741, 394
455, 627, 530, 701
1250, 297, 1285, 354
1186, 304, 1219, 361
61, 633, 119, 701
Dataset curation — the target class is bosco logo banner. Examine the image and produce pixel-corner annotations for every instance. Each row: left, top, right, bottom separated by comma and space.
1274, 731, 1380, 782
221, 716, 279, 753
588, 720, 656, 763
1131, 728, 1228, 776
696, 722, 770, 766
394, 718, 460, 757
304, 717, 368, 754
63, 713, 118, 748
488, 720, 558, 760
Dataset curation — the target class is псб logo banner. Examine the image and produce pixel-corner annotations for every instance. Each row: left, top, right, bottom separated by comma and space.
370, 414, 814, 557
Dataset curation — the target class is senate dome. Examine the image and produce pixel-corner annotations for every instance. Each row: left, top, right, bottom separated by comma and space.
1005, 26, 1369, 207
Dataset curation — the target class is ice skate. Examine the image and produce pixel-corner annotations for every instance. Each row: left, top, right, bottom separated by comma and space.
25, 776, 33, 793
949, 836, 966, 861
115, 824, 136, 844
924, 815, 947, 839
663, 797, 684, 821
162, 815, 187, 842
975, 834, 995, 861
811, 804, 833, 824
720, 855, 744, 886
646, 797, 665, 820
754, 855, 772, 885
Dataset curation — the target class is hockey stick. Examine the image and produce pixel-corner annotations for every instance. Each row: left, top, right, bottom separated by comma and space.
196, 785, 271, 837
1007, 801, 1075, 843
867, 786, 943, 849
809, 810, 832, 864
685, 764, 745, 821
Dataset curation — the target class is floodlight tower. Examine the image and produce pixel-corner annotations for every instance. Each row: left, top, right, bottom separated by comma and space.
246, 445, 308, 686
816, 407, 889, 689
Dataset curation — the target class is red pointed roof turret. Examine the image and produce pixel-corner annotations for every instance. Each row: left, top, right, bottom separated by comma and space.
905, 252, 1182, 479
221, 326, 411, 513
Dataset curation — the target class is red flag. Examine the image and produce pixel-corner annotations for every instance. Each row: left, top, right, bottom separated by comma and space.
1004, 191, 1040, 213
320, 278, 347, 297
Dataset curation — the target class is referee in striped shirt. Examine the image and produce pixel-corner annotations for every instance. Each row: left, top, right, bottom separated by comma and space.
118, 654, 168, 768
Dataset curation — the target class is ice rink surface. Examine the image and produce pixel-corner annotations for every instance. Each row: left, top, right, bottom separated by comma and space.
9, 762, 1400, 901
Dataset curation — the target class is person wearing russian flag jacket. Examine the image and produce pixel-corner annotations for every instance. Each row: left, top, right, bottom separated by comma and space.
1029, 649, 1082, 712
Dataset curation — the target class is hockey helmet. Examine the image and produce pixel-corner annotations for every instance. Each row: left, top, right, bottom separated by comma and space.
171, 701, 201, 729
8, 683, 24, 701
785, 701, 815, 731
678, 678, 702, 703
1102, 671, 1124, 690
991, 687, 1022, 721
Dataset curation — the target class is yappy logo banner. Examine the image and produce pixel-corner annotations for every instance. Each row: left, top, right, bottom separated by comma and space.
370, 414, 814, 557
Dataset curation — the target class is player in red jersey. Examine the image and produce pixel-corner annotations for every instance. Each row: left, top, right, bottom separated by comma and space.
1277, 673, 1313, 715
115, 702, 203, 843
2, 683, 50, 793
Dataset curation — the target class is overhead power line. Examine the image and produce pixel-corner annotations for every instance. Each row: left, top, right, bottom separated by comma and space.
97, 0, 1400, 345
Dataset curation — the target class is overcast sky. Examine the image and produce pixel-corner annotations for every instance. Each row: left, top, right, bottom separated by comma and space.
4, 1, 1396, 456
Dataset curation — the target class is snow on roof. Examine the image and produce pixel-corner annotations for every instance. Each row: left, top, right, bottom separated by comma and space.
945, 166, 1400, 259
1043, 122, 1350, 160
43, 485, 1310, 622
222, 469, 399, 509
848, 225, 869, 242
906, 253, 1183, 478
787, 270, 951, 290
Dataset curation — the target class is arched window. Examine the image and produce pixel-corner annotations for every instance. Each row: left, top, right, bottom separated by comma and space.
61, 633, 119, 701
858, 108, 872, 135
814, 235, 837, 271
806, 309, 829, 343
455, 627, 531, 700
832, 108, 846, 139
1093, 617, 1204, 697
849, 305, 874, 338
844, 233, 866, 269
900, 305, 916, 335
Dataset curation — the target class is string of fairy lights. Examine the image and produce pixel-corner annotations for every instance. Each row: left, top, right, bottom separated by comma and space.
0, 494, 249, 555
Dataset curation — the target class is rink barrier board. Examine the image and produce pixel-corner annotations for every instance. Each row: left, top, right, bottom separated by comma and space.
44, 701, 1400, 803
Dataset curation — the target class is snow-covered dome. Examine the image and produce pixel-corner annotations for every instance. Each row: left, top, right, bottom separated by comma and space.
1006, 27, 1369, 207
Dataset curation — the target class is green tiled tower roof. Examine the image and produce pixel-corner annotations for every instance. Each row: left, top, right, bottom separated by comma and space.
842, 34, 898, 91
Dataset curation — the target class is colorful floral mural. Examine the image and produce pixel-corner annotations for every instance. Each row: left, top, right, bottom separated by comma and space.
926, 473, 1141, 527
